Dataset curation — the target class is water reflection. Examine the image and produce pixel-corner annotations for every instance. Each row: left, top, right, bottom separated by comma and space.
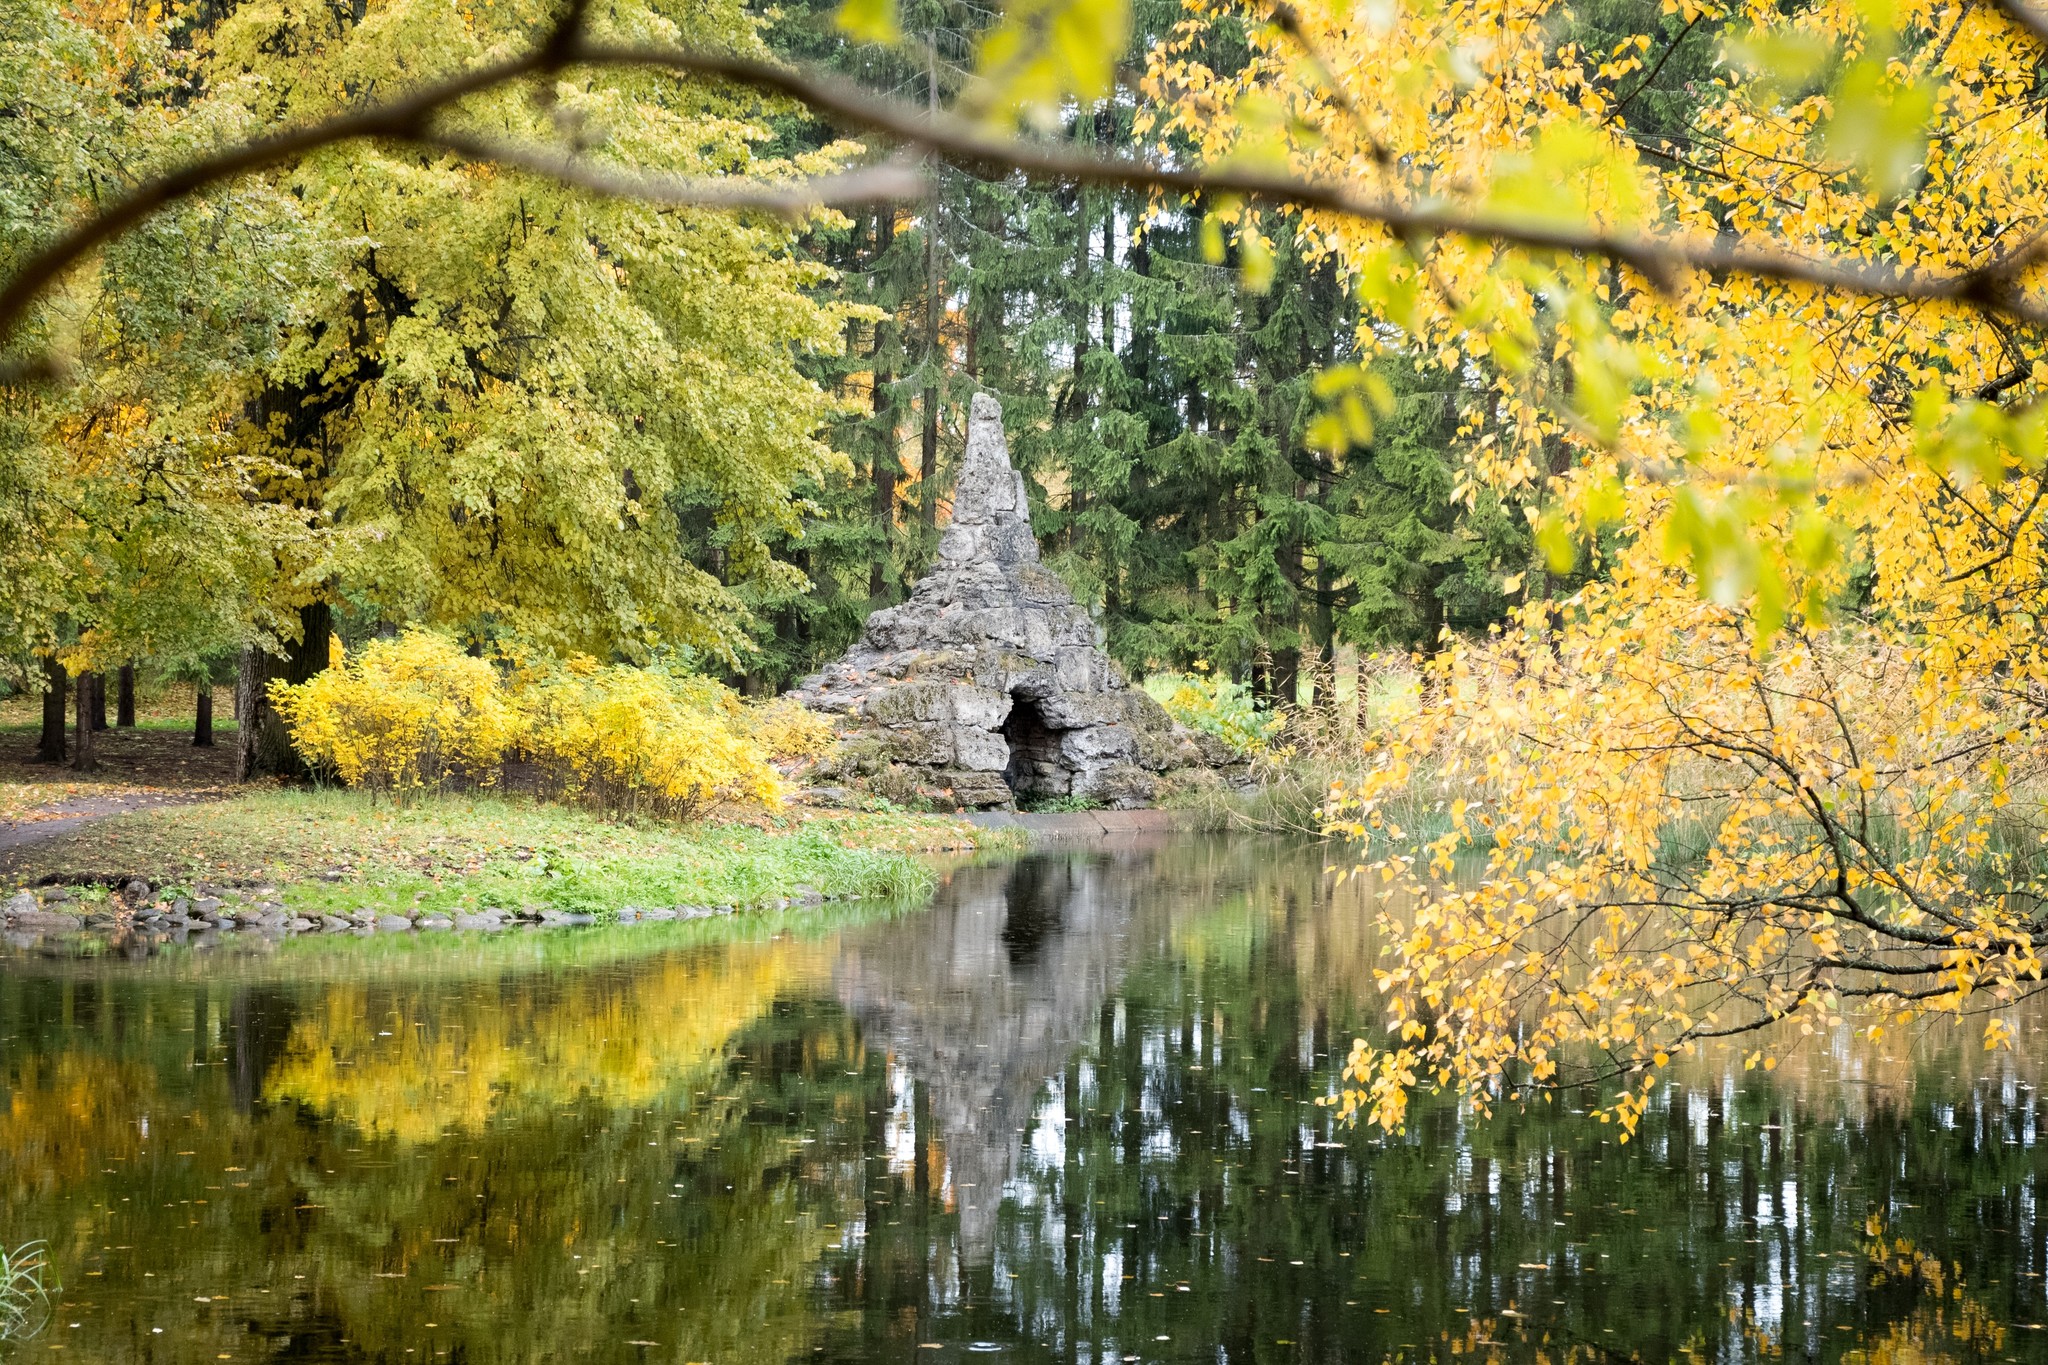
1, 838, 2045, 1363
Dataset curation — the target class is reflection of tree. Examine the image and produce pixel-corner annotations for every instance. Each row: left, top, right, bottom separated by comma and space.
807, 851, 2048, 1362
265, 939, 816, 1142
0, 936, 859, 1365
7, 848, 2048, 1363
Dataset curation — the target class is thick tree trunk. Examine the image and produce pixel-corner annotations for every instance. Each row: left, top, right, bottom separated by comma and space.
194, 681, 214, 748
236, 602, 331, 780
35, 655, 66, 764
117, 662, 136, 726
91, 673, 108, 730
72, 673, 98, 772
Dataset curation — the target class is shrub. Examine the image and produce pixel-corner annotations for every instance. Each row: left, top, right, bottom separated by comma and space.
1143, 670, 1283, 757
271, 630, 522, 796
749, 697, 837, 762
521, 660, 783, 818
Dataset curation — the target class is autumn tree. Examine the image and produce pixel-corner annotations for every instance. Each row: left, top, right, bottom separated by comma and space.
1148, 0, 2048, 1132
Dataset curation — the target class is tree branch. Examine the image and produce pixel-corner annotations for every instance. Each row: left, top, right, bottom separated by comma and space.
1989, 0, 2048, 46
6, 32, 2048, 374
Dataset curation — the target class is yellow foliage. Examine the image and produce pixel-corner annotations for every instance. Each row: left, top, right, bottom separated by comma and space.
1151, 0, 2048, 1134
269, 630, 522, 797
748, 696, 838, 762
267, 939, 815, 1143
273, 630, 798, 819
522, 661, 784, 818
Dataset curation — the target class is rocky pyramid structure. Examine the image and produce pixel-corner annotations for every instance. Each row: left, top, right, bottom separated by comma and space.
793, 394, 1243, 810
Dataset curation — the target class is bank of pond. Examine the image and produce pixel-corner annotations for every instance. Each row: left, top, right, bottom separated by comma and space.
0, 836, 2042, 1363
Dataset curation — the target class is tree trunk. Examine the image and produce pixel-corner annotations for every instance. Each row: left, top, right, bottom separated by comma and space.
194, 681, 214, 748
91, 673, 108, 730
870, 404, 898, 604
919, 47, 943, 535
72, 673, 98, 772
117, 662, 136, 726
237, 601, 332, 780
35, 655, 66, 764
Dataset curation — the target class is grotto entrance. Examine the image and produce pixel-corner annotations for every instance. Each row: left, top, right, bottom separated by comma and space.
1001, 691, 1066, 799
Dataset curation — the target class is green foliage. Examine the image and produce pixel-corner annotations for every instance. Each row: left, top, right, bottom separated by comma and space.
1, 0, 864, 686
1142, 669, 1279, 756
751, 0, 1530, 703
1017, 792, 1103, 813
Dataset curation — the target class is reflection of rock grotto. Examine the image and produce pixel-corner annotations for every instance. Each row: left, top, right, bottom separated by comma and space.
833, 848, 1175, 1254
794, 394, 1247, 810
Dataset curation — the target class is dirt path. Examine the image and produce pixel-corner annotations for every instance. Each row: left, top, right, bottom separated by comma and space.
0, 791, 225, 855
0, 724, 240, 865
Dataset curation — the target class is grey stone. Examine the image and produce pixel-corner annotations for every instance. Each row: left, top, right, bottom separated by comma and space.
194, 897, 221, 915
288, 917, 318, 933
376, 915, 413, 932
416, 915, 454, 930
788, 394, 1231, 811
1062, 726, 1135, 764
123, 878, 151, 899
641, 907, 679, 921
953, 727, 1010, 773
452, 913, 501, 931
4, 890, 36, 918
320, 915, 354, 931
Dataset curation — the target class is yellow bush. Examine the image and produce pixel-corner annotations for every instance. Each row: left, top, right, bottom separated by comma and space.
271, 630, 523, 796
748, 697, 836, 762
522, 662, 782, 818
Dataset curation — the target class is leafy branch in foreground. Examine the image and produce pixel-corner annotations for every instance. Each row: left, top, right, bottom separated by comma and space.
1136, 0, 2048, 1139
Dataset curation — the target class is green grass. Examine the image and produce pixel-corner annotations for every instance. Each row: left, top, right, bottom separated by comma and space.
0, 787, 999, 919
4, 892, 930, 986
0, 1241, 54, 1346
1019, 793, 1104, 813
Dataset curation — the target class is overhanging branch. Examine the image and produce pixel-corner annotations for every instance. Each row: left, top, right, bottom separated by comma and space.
5, 26, 2048, 374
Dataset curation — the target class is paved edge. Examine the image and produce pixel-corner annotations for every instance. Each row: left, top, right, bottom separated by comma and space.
960, 808, 1200, 841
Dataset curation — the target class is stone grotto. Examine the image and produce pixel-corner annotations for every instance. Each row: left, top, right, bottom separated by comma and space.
791, 393, 1249, 810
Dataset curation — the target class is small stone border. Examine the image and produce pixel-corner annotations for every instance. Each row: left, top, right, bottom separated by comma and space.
2, 878, 848, 945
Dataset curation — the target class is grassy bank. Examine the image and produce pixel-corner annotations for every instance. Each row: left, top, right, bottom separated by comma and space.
1, 787, 1022, 920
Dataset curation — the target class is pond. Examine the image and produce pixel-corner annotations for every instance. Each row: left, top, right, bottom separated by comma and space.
2, 836, 2045, 1363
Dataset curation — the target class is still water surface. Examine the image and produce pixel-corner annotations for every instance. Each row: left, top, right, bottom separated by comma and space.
3, 837, 2047, 1363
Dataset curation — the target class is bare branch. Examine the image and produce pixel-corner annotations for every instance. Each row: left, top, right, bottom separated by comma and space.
421, 134, 928, 210
5, 33, 2048, 366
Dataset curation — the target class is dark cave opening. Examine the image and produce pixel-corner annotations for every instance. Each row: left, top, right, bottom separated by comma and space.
1000, 691, 1066, 798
